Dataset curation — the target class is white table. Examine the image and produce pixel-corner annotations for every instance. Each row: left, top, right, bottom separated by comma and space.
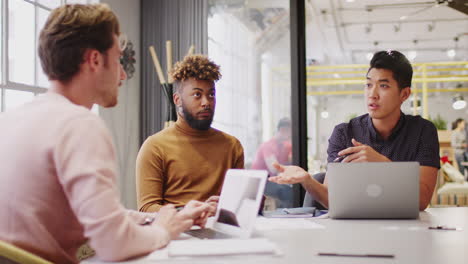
84, 207, 468, 264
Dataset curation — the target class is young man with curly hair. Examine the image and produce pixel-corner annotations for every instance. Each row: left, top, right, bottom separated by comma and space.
136, 55, 244, 214
269, 50, 440, 211
0, 4, 210, 263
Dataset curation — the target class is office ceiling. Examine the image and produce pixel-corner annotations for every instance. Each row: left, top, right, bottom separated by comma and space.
307, 0, 468, 64
209, 0, 467, 64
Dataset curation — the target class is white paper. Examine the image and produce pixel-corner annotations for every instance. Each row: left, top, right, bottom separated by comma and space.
167, 238, 278, 257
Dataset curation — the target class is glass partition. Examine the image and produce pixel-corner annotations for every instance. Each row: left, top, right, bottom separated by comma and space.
208, 0, 294, 209
305, 0, 468, 207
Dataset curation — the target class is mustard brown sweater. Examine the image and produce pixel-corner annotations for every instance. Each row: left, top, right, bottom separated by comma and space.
136, 119, 244, 212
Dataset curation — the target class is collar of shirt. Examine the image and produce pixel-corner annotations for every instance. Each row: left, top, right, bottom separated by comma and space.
366, 111, 406, 143
175, 118, 215, 137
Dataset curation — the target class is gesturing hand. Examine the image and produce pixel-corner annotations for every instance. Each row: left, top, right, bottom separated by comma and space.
268, 162, 310, 184
339, 138, 390, 163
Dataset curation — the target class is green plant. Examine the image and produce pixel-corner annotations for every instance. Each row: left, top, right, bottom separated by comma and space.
428, 114, 447, 130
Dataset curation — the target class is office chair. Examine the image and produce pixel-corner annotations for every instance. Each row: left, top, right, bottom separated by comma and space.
303, 172, 327, 210
0, 240, 52, 264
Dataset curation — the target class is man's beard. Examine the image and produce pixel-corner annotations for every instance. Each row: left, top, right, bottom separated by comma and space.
182, 104, 213, 131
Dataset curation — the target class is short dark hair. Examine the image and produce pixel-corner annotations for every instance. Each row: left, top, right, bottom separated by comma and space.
277, 117, 291, 131
452, 118, 465, 130
38, 4, 120, 82
368, 50, 413, 90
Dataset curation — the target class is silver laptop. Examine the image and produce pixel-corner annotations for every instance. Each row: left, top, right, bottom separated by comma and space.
327, 162, 419, 219
185, 169, 267, 239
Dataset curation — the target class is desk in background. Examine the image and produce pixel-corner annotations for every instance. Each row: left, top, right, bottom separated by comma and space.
84, 207, 468, 264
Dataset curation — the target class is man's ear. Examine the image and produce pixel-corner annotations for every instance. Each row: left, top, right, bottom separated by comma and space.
400, 87, 411, 102
83, 49, 101, 72
173, 92, 181, 107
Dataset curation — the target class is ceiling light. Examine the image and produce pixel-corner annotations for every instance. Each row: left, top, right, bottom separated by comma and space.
366, 52, 373, 61
321, 111, 329, 119
452, 95, 466, 110
408, 51, 417, 61
399, 16, 407, 20
346, 0, 355, 2
447, 49, 456, 58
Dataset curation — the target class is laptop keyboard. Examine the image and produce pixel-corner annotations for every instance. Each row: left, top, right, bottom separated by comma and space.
184, 228, 233, 239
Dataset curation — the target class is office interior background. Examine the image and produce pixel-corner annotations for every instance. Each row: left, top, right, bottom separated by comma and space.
1, 0, 467, 209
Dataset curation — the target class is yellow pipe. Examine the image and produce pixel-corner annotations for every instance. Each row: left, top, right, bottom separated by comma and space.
413, 61, 468, 67
306, 88, 468, 96
306, 70, 468, 77
420, 68, 468, 72
307, 80, 363, 85
308, 77, 364, 81
427, 88, 468, 93
308, 64, 368, 70
307, 76, 468, 86
414, 74, 468, 78
307, 75, 468, 82
413, 77, 468, 83
307, 70, 367, 75
305, 61, 467, 71
307, 90, 364, 95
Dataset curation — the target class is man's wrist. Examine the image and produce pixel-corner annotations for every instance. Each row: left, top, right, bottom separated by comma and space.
140, 216, 155, 226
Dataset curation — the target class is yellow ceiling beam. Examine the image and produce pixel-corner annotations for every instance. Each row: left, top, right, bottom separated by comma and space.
421, 67, 468, 72
307, 69, 468, 76
307, 68, 468, 76
413, 61, 468, 67
305, 61, 467, 71
307, 76, 468, 86
307, 88, 468, 96
307, 70, 366, 75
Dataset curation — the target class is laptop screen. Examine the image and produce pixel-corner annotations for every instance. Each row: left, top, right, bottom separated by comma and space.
213, 169, 267, 236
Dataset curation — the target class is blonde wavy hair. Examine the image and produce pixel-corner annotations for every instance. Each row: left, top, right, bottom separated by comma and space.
38, 4, 120, 82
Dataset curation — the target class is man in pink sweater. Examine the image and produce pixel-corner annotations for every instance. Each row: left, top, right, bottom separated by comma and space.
0, 4, 210, 263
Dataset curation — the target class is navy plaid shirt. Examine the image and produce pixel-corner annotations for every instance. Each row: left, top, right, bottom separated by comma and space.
327, 112, 440, 169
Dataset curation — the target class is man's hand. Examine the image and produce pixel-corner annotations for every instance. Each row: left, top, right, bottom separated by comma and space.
205, 196, 219, 217
268, 162, 309, 184
155, 201, 210, 239
181, 200, 211, 228
339, 138, 391, 163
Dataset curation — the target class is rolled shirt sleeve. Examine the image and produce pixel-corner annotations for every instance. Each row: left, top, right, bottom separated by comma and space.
327, 123, 349, 163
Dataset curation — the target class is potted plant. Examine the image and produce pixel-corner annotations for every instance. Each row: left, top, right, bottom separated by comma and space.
429, 114, 447, 130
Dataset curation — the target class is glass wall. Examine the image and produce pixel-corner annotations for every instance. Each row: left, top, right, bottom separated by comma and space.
208, 0, 294, 209
305, 0, 468, 206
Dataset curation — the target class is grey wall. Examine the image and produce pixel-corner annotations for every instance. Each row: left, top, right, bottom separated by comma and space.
141, 0, 208, 142
100, 0, 140, 209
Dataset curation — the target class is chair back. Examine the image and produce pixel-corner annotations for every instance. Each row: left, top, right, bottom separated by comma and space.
303, 172, 327, 210
0, 240, 52, 264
